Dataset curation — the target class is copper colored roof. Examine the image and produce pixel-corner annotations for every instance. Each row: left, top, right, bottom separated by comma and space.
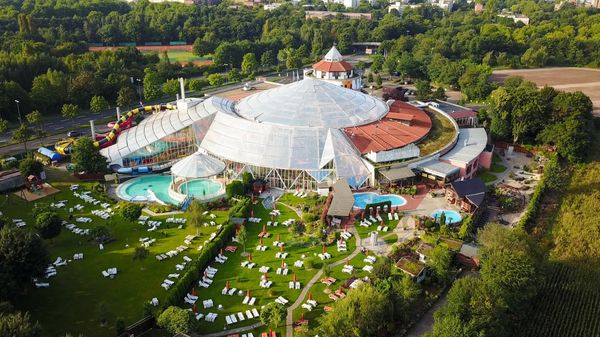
345, 101, 432, 154
312, 60, 353, 72
449, 110, 477, 119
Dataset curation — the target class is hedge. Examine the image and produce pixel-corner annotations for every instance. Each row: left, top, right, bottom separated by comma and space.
162, 221, 237, 310
516, 156, 558, 231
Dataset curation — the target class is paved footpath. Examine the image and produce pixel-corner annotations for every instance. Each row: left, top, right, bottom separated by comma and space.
285, 228, 363, 337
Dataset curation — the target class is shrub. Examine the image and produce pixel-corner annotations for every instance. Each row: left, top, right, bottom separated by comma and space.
90, 225, 111, 244
304, 257, 317, 269
115, 317, 126, 336
157, 306, 196, 334
116, 202, 144, 222
226, 180, 245, 198
148, 203, 174, 213
19, 157, 43, 177
35, 211, 62, 239
228, 197, 251, 218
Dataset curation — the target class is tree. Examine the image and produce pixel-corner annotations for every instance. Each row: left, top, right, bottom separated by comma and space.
61, 104, 79, 127
12, 124, 32, 153
238, 225, 248, 253
192, 37, 215, 56
415, 80, 432, 100
25, 111, 44, 144
428, 245, 452, 283
375, 74, 382, 86
228, 68, 242, 83
241, 53, 258, 75
157, 306, 196, 334
188, 79, 204, 92
115, 317, 125, 336
260, 302, 285, 329
318, 284, 393, 337
371, 55, 384, 73
371, 257, 392, 280
0, 311, 41, 337
116, 202, 143, 222
185, 200, 206, 234
35, 211, 62, 240
431, 87, 447, 100
521, 46, 548, 68
458, 64, 493, 102
19, 157, 43, 177
133, 246, 149, 270
143, 68, 163, 101
458, 215, 473, 239
71, 137, 107, 173
162, 79, 180, 97
89, 96, 109, 113
367, 72, 374, 83
0, 119, 7, 133
0, 226, 49, 299
207, 74, 225, 87
226, 180, 245, 198
261, 50, 276, 68
116, 87, 136, 108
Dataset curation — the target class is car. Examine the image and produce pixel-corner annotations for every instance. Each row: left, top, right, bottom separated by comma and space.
67, 131, 82, 138
242, 85, 256, 91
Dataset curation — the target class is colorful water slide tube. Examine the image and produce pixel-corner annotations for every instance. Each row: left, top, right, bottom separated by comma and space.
55, 138, 76, 156
93, 104, 176, 149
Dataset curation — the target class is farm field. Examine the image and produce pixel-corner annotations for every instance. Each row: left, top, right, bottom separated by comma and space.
520, 136, 600, 337
491, 68, 600, 116
88, 45, 213, 65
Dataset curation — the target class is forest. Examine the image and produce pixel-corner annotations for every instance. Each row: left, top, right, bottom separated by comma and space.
0, 0, 598, 123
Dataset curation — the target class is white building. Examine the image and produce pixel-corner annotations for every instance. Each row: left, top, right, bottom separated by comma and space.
304, 46, 362, 90
325, 0, 359, 9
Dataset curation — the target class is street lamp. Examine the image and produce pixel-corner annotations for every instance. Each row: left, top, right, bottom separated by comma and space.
130, 77, 143, 105
14, 100, 22, 125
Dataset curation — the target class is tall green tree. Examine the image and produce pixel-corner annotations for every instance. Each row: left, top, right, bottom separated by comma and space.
157, 306, 196, 335
35, 211, 62, 240
12, 124, 32, 153
89, 96, 109, 113
185, 200, 206, 235
61, 104, 79, 128
259, 302, 285, 329
117, 87, 136, 108
71, 137, 107, 173
241, 53, 257, 76
0, 311, 41, 337
0, 226, 49, 299
143, 68, 162, 101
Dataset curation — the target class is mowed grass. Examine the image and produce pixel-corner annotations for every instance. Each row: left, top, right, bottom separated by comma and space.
354, 214, 403, 239
5, 181, 228, 337
142, 50, 211, 63
190, 201, 355, 333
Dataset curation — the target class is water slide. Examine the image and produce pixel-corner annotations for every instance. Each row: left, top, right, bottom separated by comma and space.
93, 104, 176, 149
55, 138, 76, 156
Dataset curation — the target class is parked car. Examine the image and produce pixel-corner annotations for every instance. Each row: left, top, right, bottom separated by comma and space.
67, 131, 82, 138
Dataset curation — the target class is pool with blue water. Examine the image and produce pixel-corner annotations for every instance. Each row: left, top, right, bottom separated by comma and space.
353, 192, 407, 209
431, 209, 462, 224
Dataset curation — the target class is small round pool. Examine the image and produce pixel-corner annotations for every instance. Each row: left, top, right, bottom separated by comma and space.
431, 209, 462, 224
117, 175, 180, 205
353, 192, 407, 209
179, 179, 223, 197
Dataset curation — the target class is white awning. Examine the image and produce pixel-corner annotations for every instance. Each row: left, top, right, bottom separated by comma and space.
170, 152, 225, 178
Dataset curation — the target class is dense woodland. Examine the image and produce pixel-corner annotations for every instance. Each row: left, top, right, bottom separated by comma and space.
0, 0, 598, 122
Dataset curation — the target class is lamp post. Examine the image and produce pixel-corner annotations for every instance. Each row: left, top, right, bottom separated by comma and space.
131, 77, 143, 105
14, 100, 22, 125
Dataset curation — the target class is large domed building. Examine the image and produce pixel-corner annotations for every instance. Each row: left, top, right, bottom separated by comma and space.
100, 48, 489, 192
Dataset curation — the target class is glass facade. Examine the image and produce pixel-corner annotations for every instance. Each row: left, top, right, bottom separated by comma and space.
122, 127, 196, 168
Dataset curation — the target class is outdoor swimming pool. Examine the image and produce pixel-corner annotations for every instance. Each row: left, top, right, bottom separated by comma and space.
116, 175, 180, 205
431, 209, 463, 224
179, 179, 223, 197
353, 192, 407, 209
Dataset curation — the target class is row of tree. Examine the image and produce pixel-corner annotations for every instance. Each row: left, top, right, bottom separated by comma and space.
427, 224, 543, 337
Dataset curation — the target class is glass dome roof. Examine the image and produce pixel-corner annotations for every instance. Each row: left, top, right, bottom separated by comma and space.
235, 78, 388, 129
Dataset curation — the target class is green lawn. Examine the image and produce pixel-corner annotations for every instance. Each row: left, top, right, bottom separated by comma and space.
6, 181, 228, 337
490, 163, 507, 173
418, 110, 457, 156
290, 252, 371, 330
191, 201, 354, 333
5, 177, 355, 336
142, 50, 211, 63
477, 170, 497, 183
384, 234, 398, 245
354, 213, 403, 239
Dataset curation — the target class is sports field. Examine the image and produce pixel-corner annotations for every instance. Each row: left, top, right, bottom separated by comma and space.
491, 68, 600, 116
88, 45, 213, 66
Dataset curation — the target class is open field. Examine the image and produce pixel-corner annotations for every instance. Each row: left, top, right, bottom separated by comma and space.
88, 45, 214, 65
491, 68, 600, 116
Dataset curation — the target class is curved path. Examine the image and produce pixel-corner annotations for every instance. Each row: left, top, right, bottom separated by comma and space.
285, 228, 363, 337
